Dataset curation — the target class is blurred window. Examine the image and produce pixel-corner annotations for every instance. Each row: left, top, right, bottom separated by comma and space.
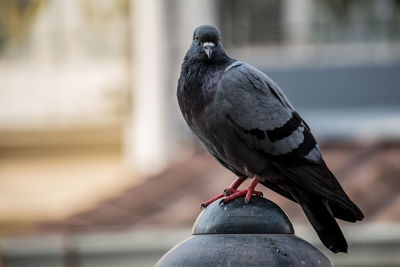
219, 0, 400, 47
310, 0, 400, 43
219, 0, 286, 47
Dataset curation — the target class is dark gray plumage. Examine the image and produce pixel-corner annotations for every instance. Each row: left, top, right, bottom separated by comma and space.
177, 25, 364, 253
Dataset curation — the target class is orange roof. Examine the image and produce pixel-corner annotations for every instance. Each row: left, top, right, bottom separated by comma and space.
40, 141, 400, 233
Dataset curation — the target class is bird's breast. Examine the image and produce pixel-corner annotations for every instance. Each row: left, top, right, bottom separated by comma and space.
178, 70, 222, 124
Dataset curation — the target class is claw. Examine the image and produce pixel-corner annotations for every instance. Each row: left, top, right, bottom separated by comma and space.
219, 200, 225, 206
200, 193, 225, 209
223, 188, 229, 196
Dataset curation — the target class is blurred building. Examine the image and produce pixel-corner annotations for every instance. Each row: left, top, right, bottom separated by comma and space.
0, 0, 400, 266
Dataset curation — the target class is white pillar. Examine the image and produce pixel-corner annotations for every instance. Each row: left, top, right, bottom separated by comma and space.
125, 0, 167, 175
284, 0, 311, 45
124, 0, 218, 175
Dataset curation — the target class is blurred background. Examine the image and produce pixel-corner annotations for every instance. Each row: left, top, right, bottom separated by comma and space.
0, 0, 399, 266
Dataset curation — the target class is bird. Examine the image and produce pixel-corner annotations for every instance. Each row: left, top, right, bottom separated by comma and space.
177, 25, 364, 253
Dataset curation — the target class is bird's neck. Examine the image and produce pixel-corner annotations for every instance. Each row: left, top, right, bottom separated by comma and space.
178, 56, 233, 122
180, 54, 233, 90
182, 51, 231, 70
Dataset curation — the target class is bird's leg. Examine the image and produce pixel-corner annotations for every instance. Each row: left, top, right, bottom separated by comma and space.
221, 177, 262, 204
200, 177, 246, 209
223, 177, 246, 195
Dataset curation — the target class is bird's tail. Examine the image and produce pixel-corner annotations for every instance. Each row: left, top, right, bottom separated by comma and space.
298, 195, 348, 253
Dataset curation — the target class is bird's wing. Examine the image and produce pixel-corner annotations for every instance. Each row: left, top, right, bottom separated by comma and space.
217, 62, 320, 162
215, 62, 356, 208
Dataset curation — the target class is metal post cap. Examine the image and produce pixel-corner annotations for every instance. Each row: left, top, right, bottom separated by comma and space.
156, 196, 334, 267
193, 196, 294, 234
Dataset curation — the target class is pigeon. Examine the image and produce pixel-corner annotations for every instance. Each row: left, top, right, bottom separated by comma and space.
177, 25, 364, 253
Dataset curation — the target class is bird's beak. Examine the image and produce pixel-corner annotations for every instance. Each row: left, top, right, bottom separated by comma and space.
202, 42, 215, 59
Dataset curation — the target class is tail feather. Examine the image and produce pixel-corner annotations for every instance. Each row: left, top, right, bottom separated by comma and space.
330, 201, 364, 222
299, 196, 348, 253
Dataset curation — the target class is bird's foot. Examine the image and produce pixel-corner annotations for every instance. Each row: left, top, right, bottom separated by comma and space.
200, 177, 246, 209
220, 177, 262, 205
200, 193, 226, 209
219, 189, 263, 205
223, 177, 246, 196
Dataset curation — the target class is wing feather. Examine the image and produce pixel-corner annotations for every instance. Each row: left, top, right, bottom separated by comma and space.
217, 62, 320, 162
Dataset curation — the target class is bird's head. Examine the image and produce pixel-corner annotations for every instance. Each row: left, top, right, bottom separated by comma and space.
186, 25, 227, 63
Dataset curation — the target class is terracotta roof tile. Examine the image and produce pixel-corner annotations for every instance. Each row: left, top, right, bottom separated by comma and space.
38, 141, 400, 233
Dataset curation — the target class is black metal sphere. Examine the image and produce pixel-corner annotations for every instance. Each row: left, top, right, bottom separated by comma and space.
193, 196, 294, 234
156, 196, 334, 267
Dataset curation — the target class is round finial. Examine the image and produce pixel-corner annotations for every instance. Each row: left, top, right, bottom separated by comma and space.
156, 196, 334, 267
193, 196, 294, 234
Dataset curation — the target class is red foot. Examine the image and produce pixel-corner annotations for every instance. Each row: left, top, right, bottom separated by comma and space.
200, 193, 225, 209
224, 177, 246, 195
200, 177, 263, 208
200, 177, 246, 209
221, 177, 262, 204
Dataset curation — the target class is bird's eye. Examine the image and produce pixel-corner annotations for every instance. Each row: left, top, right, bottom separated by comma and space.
194, 35, 199, 41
